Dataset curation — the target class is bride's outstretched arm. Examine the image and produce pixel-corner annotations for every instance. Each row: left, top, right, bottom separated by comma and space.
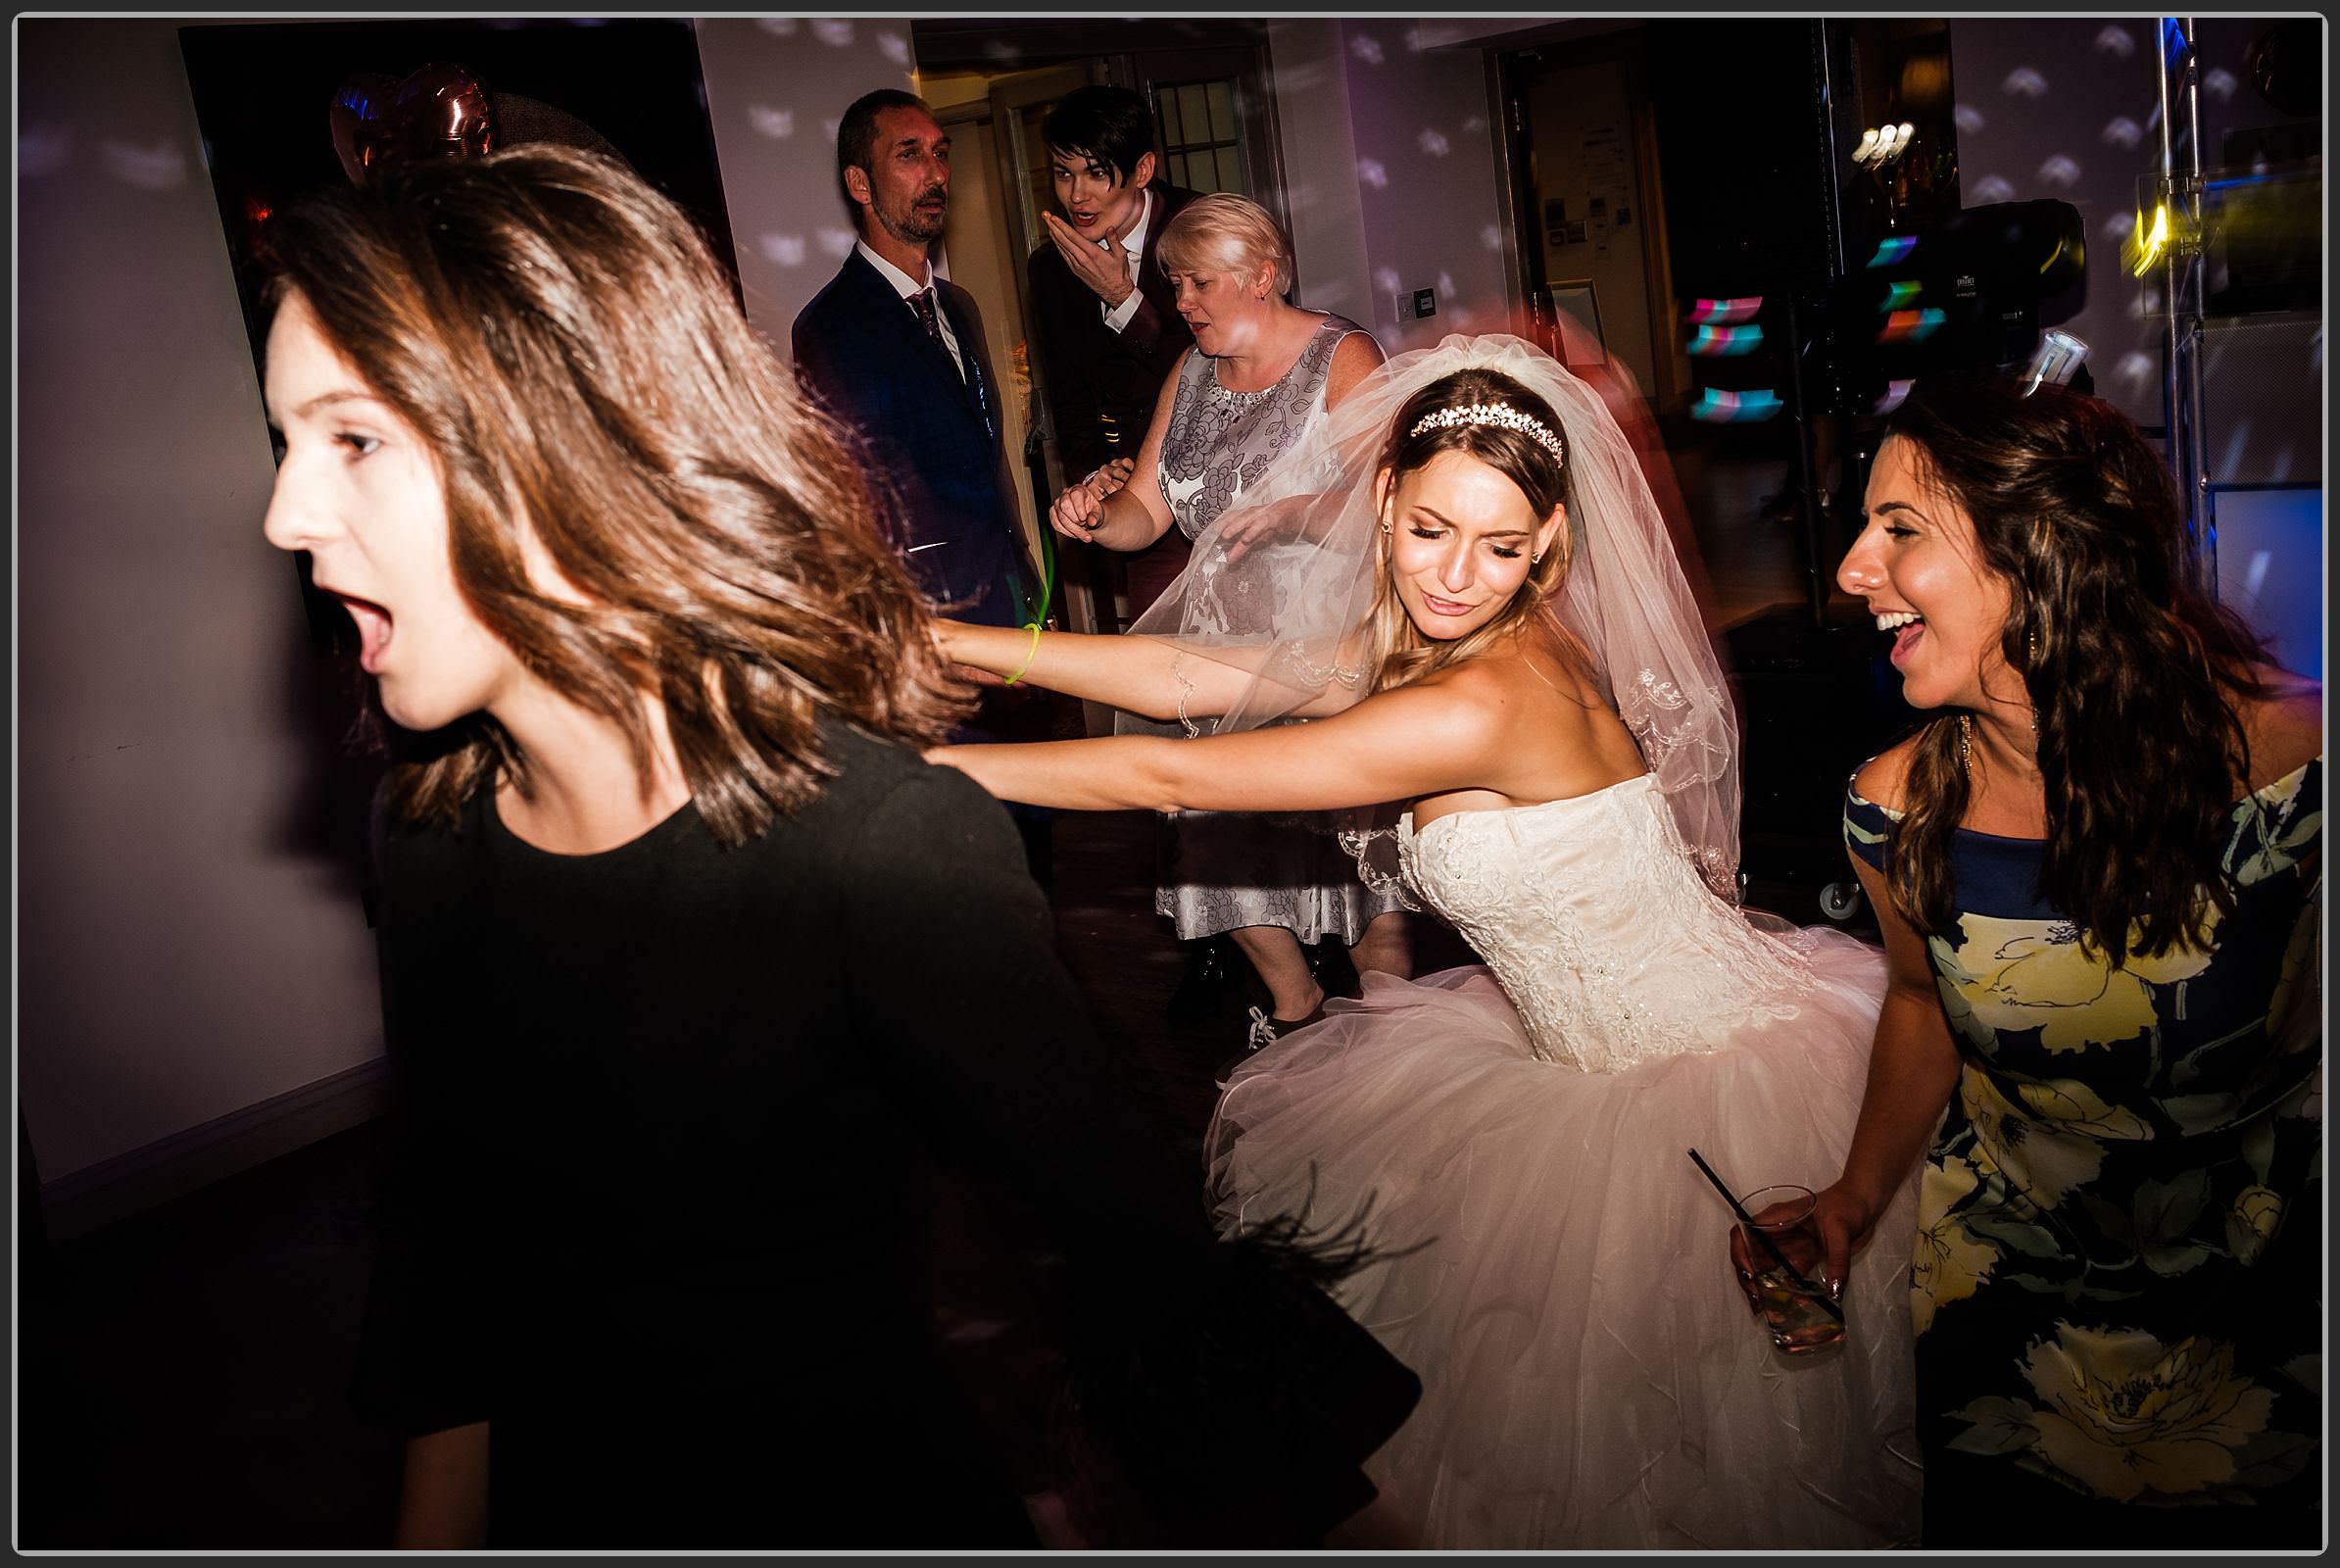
937, 620, 1360, 723
930, 674, 1506, 814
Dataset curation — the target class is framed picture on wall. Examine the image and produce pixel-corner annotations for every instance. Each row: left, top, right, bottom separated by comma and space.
1549, 280, 1607, 366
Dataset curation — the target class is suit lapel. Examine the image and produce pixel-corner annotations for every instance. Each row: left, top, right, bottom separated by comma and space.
934, 284, 995, 439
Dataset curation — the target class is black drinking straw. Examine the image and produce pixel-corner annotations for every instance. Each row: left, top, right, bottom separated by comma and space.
1687, 1147, 1845, 1325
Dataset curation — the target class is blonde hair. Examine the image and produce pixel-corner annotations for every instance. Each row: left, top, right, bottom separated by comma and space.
1156, 193, 1294, 297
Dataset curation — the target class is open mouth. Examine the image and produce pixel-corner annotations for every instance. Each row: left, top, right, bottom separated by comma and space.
1876, 609, 1925, 666
327, 590, 395, 673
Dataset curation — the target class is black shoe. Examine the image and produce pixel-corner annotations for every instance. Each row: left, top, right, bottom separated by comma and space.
1213, 1003, 1328, 1083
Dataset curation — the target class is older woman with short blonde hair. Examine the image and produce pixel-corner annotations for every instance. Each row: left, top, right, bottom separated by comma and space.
1042, 190, 1412, 1050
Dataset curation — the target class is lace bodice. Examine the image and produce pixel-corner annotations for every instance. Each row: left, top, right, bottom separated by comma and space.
1158, 315, 1364, 539
1399, 775, 1816, 1072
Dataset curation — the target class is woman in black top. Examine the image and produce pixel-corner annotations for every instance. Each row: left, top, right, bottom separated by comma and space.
259, 143, 1415, 1549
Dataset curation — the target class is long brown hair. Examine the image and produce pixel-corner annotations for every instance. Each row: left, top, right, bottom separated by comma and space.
1366, 368, 1581, 693
1878, 373, 2272, 961
267, 144, 967, 844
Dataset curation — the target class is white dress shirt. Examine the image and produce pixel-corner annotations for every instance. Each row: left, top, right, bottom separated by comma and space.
857, 238, 966, 380
1101, 186, 1153, 334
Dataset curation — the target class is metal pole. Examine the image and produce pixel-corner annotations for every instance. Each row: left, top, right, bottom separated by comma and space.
2157, 17, 2213, 585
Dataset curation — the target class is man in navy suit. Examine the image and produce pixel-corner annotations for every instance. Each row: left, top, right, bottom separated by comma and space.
1026, 86, 1201, 618
794, 88, 1053, 883
793, 88, 1040, 635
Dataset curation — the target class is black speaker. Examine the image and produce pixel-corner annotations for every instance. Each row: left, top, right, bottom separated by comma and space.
1647, 20, 1847, 299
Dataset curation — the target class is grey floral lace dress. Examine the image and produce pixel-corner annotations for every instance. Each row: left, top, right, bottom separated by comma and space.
1149, 315, 1407, 946
1843, 758, 2322, 1548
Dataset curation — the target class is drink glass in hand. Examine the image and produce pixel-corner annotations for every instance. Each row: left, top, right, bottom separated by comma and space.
1731, 1184, 1845, 1354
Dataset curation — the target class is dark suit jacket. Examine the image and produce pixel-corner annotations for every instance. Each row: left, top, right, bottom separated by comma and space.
1027, 182, 1201, 483
792, 251, 1036, 629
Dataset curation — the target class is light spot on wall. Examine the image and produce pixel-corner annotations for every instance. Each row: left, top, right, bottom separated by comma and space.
2101, 117, 2143, 149
1357, 158, 1389, 189
877, 31, 909, 66
2310, 328, 2323, 372
1479, 223, 1504, 252
1954, 103, 1985, 134
2035, 155, 2082, 188
2203, 68, 2237, 102
2101, 210, 2136, 240
758, 233, 807, 267
1349, 33, 1385, 67
756, 17, 800, 35
1462, 114, 1487, 134
20, 124, 70, 177
818, 227, 857, 261
1436, 270, 1454, 296
2115, 351, 2156, 387
1403, 26, 1429, 53
2001, 66, 2048, 99
2267, 446, 2293, 481
1418, 128, 1450, 157
2092, 24, 2135, 59
749, 106, 795, 140
812, 20, 855, 47
100, 138, 185, 190
1970, 173, 2017, 204
822, 118, 841, 143
1373, 266, 1402, 297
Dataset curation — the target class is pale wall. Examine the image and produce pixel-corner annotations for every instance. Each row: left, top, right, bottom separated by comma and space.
1267, 21, 1517, 354
18, 19, 388, 1182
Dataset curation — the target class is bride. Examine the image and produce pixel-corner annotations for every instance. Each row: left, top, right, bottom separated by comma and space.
931, 334, 1921, 1549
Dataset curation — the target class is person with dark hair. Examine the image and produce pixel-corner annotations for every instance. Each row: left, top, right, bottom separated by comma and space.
258, 142, 1417, 1550
792, 87, 1053, 882
1027, 84, 1201, 613
932, 334, 1925, 1549
1809, 375, 2322, 1549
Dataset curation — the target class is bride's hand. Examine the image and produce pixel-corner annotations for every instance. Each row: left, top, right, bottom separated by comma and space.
1727, 1185, 1872, 1313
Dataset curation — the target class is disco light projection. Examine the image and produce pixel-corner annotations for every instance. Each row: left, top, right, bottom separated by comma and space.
876, 30, 909, 65
1357, 158, 1389, 189
1418, 128, 1450, 157
1969, 175, 2017, 204
1954, 104, 1985, 134
1867, 236, 1918, 268
1691, 388, 1782, 422
2102, 117, 2144, 149
2204, 67, 2236, 101
1874, 378, 1916, 415
757, 233, 806, 267
2093, 24, 2136, 58
1881, 279, 1923, 311
1877, 308, 1946, 344
2002, 66, 2048, 99
2036, 155, 2082, 188
1686, 324, 1766, 357
1349, 33, 1385, 66
810, 19, 853, 47
1685, 296, 1764, 324
748, 106, 794, 140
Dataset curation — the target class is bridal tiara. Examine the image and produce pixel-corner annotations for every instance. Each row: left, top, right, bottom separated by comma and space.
1408, 402, 1567, 466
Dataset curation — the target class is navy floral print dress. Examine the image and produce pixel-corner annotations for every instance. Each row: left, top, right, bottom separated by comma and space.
1844, 758, 2321, 1548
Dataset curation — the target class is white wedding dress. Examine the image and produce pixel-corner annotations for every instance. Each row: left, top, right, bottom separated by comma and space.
1207, 773, 1924, 1549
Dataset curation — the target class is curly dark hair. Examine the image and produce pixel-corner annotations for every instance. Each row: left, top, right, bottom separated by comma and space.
1877, 373, 2274, 962
267, 143, 967, 845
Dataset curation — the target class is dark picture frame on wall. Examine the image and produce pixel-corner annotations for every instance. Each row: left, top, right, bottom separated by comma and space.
177, 17, 737, 655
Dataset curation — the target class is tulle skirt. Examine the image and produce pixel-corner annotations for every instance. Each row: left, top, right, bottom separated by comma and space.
1205, 927, 1923, 1550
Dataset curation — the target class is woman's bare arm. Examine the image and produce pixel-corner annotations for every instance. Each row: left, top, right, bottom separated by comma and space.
930, 669, 1511, 814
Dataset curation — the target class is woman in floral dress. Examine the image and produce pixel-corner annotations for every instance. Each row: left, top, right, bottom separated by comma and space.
1805, 373, 2321, 1548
